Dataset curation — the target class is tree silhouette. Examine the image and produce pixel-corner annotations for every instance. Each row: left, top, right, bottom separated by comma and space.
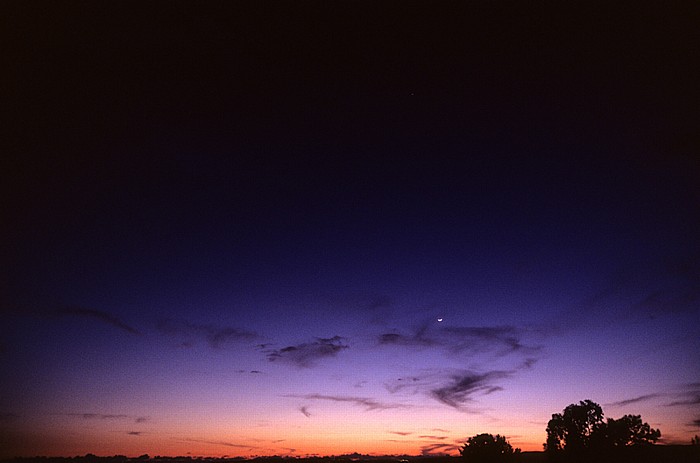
460, 433, 519, 463
545, 400, 660, 461
544, 399, 604, 454
603, 414, 660, 447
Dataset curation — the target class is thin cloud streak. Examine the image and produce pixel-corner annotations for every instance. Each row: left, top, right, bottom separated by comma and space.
285, 394, 408, 411
667, 383, 700, 406
57, 413, 146, 423
176, 438, 258, 449
420, 443, 460, 456
606, 394, 663, 407
54, 307, 139, 334
74, 413, 130, 420
379, 323, 541, 358
157, 319, 258, 349
266, 336, 349, 368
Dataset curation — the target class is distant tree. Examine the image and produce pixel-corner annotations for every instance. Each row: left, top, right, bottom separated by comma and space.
544, 400, 604, 455
693, 435, 700, 446
460, 433, 519, 463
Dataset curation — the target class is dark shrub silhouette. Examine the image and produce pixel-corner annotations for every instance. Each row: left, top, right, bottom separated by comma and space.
460, 433, 519, 462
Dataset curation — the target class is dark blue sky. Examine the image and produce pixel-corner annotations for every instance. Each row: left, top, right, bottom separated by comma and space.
2, 2, 699, 457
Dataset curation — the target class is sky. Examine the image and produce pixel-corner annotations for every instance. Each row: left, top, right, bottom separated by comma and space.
1, 1, 699, 458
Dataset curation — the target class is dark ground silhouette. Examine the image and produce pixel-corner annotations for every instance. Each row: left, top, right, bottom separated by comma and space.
2, 447, 699, 463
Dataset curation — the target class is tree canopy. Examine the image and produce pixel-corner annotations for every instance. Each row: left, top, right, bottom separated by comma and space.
545, 400, 660, 460
460, 433, 519, 463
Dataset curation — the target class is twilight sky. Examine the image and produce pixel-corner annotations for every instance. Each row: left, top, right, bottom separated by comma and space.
1, 2, 699, 458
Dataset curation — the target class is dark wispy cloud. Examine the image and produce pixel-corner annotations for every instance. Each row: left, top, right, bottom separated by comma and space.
389, 431, 412, 436
53, 307, 139, 334
604, 384, 700, 409
157, 319, 258, 349
431, 370, 511, 409
176, 438, 258, 449
266, 336, 349, 367
420, 443, 460, 456
667, 383, 700, 406
74, 413, 130, 420
127, 431, 142, 436
419, 435, 448, 440
285, 394, 408, 411
667, 394, 700, 406
580, 253, 700, 320
299, 406, 311, 418
379, 323, 541, 359
690, 419, 700, 428
606, 394, 663, 407
59, 413, 146, 424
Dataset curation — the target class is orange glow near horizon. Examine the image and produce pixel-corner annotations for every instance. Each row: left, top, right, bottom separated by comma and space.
2, 417, 549, 459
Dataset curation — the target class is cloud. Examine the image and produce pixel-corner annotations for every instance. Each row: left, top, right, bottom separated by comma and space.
53, 307, 139, 334
58, 413, 147, 423
127, 431, 142, 436
419, 435, 448, 440
606, 394, 663, 407
604, 384, 700, 409
0, 413, 19, 421
580, 253, 700, 320
366, 295, 392, 311
667, 395, 700, 406
177, 438, 258, 449
389, 431, 413, 436
286, 394, 408, 411
157, 319, 258, 349
522, 358, 538, 369
690, 419, 700, 428
299, 406, 311, 418
431, 370, 511, 409
379, 323, 541, 359
667, 383, 700, 406
420, 443, 460, 456
266, 336, 349, 367
77, 413, 130, 420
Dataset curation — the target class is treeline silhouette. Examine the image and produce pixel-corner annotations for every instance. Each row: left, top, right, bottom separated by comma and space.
459, 399, 698, 463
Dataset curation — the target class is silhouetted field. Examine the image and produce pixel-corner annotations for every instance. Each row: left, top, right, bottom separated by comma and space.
2, 446, 699, 463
